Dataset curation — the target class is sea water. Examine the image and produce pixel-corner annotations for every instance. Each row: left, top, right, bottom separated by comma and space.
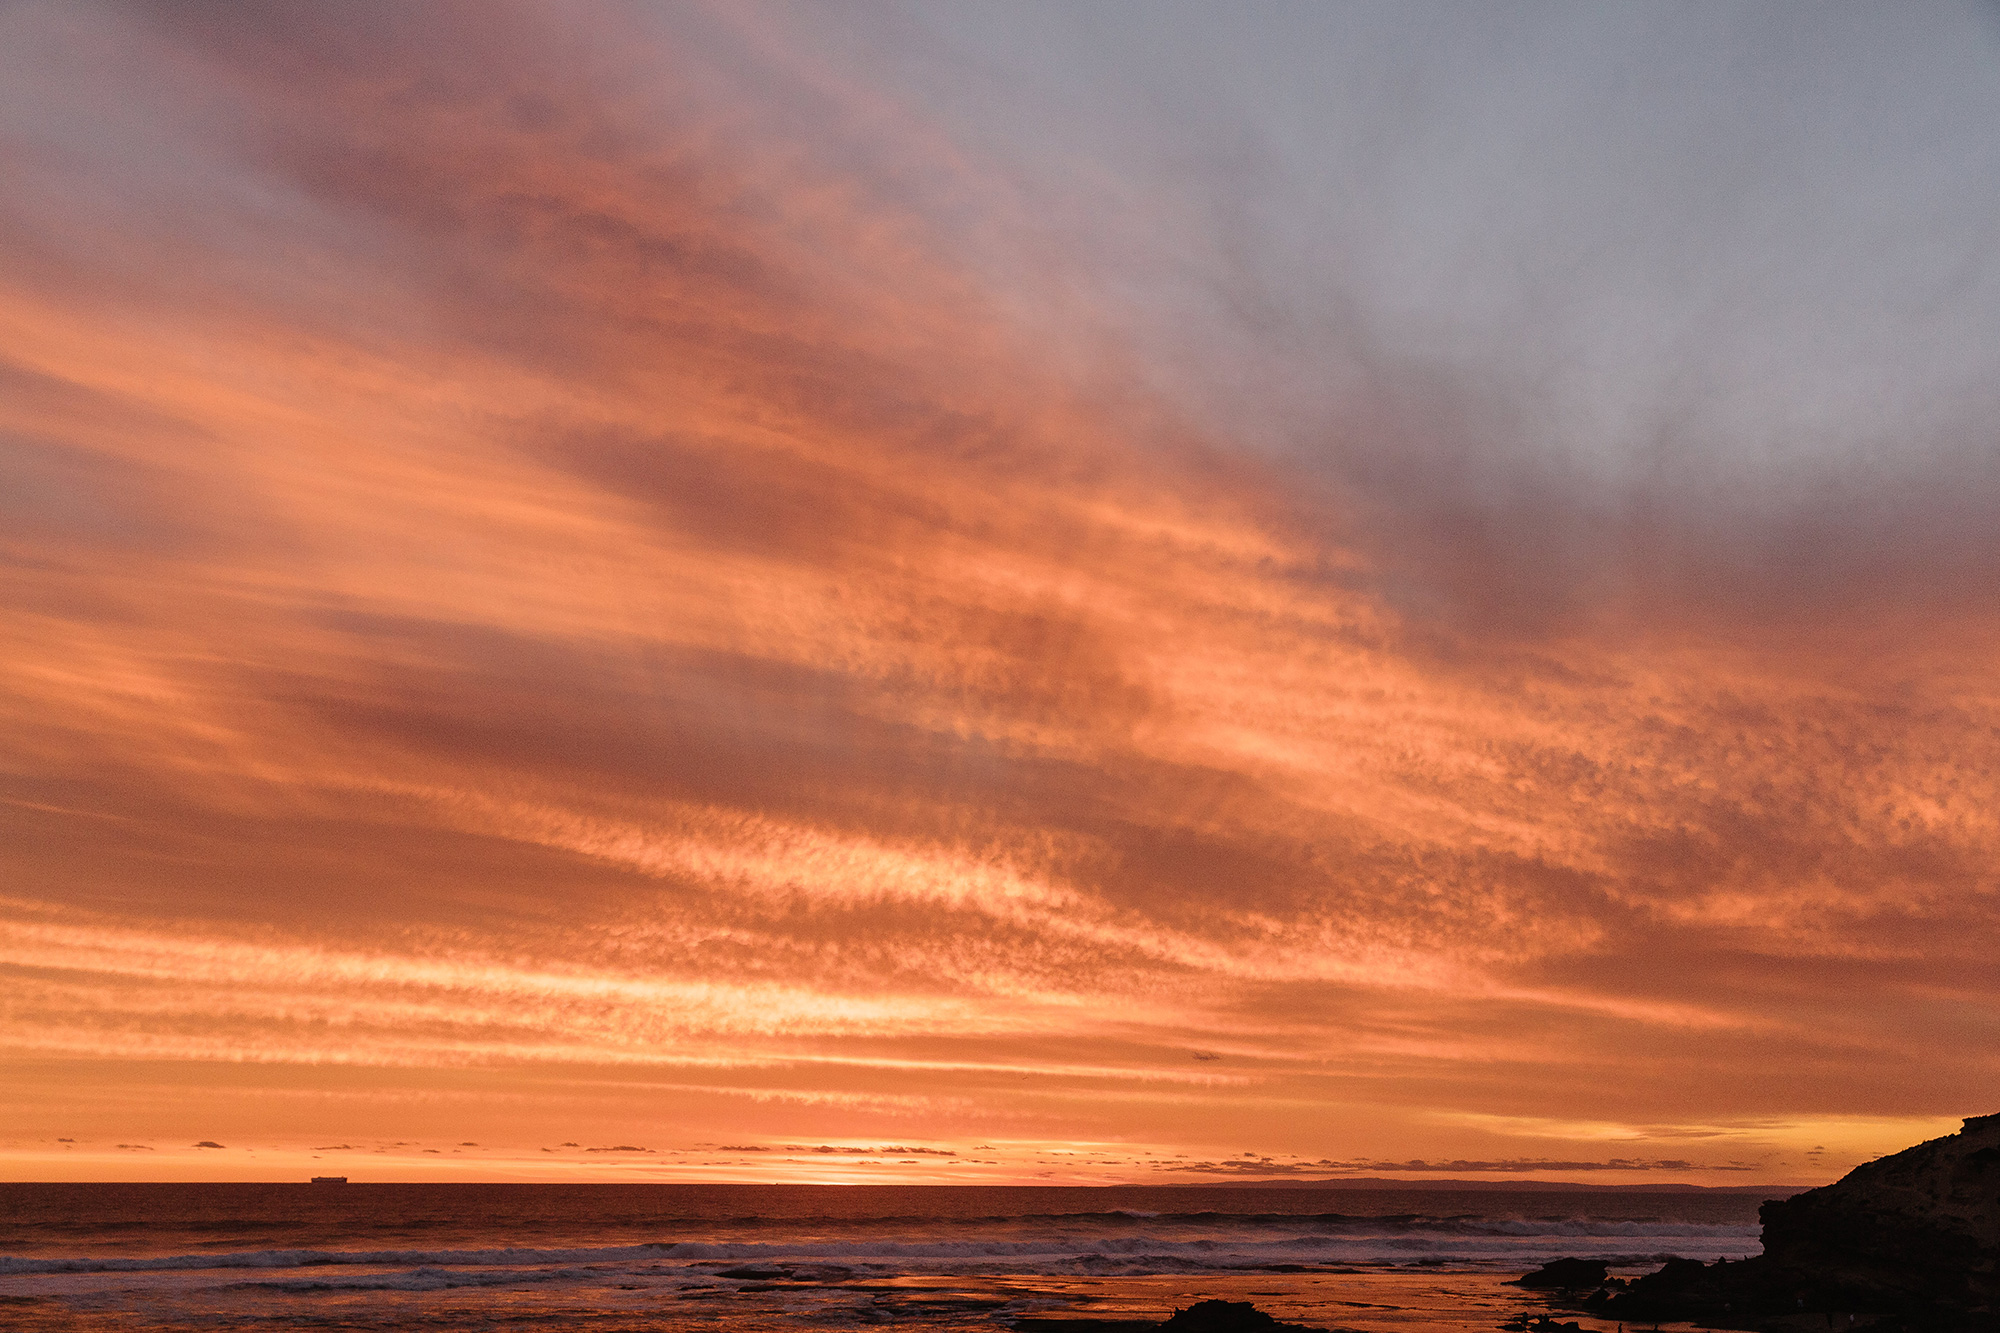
0, 1183, 1770, 1332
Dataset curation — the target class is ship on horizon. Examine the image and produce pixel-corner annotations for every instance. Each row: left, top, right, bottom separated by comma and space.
309, 1176, 347, 1184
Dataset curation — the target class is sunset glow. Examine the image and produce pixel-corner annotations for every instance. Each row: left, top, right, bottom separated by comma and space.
4, 1, 1998, 1188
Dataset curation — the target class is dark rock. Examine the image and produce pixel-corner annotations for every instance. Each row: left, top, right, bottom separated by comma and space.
1510, 1258, 1609, 1289
1602, 1254, 1772, 1324
709, 1262, 854, 1282
1161, 1301, 1279, 1332
1013, 1301, 1329, 1333
1758, 1110, 2000, 1314
1588, 1112, 2000, 1330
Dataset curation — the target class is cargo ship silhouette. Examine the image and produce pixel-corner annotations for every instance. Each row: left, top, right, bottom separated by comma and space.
309, 1176, 347, 1184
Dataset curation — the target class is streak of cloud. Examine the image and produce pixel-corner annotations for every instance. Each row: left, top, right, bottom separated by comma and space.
0, 0, 1995, 1181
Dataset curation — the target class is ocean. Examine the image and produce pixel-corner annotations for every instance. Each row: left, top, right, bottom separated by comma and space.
0, 1183, 1771, 1332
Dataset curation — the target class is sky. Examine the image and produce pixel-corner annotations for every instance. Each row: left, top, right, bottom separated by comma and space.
2, 0, 1998, 1186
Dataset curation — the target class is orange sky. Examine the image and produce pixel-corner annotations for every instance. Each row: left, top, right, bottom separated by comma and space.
2, 1, 1996, 1186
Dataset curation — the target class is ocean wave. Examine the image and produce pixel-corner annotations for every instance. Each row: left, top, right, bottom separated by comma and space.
0, 1220, 1762, 1278
221, 1265, 615, 1294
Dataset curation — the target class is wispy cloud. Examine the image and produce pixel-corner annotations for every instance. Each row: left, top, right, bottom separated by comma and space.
0, 0, 1995, 1183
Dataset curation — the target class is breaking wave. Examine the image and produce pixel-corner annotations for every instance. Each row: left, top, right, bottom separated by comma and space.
0, 1215, 1761, 1279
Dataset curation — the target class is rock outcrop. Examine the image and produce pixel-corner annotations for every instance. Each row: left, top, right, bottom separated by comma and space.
1510, 1257, 1608, 1290
1529, 1114, 2000, 1330
1757, 1110, 1999, 1315
1013, 1300, 1332, 1333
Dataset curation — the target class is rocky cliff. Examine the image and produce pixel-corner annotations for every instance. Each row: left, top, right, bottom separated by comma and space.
1527, 1114, 2000, 1330
1757, 1111, 2000, 1314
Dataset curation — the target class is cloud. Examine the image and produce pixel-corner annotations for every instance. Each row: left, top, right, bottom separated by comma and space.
1169, 1154, 1754, 1176
0, 0, 1994, 1183
870, 2, 2000, 638
1326, 1159, 1751, 1175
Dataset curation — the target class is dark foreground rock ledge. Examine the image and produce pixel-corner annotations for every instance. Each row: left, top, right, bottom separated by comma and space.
1521, 1112, 2000, 1331
1013, 1298, 1334, 1333
1508, 1257, 1608, 1290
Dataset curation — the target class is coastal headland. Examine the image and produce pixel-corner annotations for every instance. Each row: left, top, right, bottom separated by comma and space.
1517, 1113, 2000, 1331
